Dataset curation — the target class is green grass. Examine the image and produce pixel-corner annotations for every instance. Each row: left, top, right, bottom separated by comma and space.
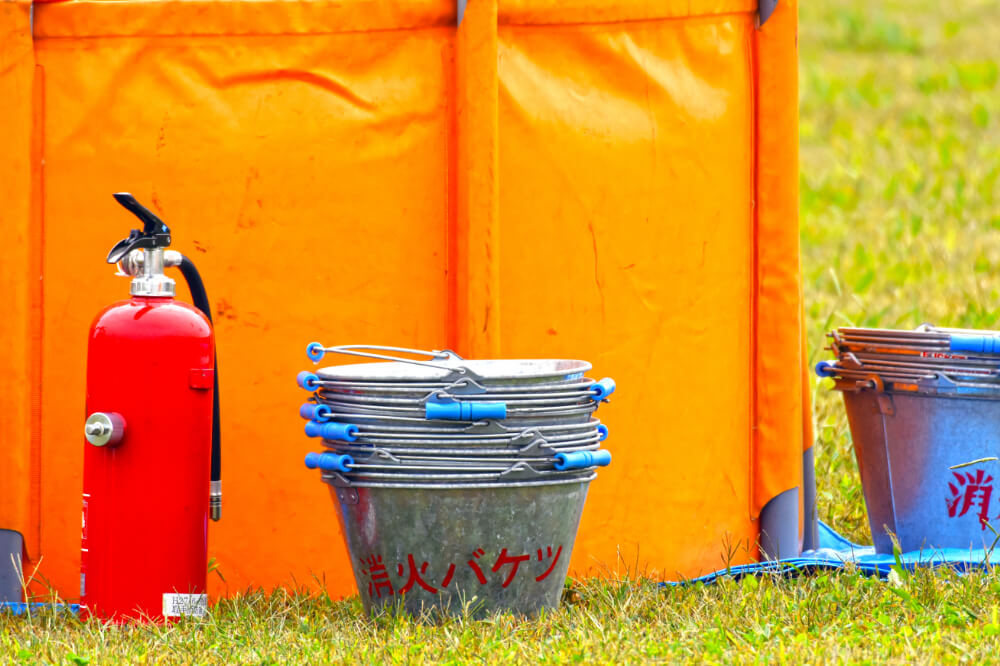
8, 571, 1000, 663
4, 0, 1000, 662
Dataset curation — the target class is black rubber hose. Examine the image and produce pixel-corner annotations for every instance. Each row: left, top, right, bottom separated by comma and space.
179, 255, 222, 521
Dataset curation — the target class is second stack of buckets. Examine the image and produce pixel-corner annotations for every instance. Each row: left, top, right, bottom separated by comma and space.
818, 326, 1000, 553
298, 344, 615, 617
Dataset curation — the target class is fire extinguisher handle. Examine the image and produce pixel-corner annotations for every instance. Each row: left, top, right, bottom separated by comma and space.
107, 193, 173, 264
112, 193, 168, 235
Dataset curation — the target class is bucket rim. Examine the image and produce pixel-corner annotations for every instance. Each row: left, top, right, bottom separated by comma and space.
322, 471, 597, 490
316, 358, 592, 383
833, 376, 1000, 399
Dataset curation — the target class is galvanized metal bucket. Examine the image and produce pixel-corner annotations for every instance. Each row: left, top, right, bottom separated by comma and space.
326, 475, 593, 617
820, 326, 1000, 553
298, 344, 615, 616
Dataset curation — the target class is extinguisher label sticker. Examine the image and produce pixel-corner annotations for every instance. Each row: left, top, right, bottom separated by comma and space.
81, 498, 89, 542
163, 593, 209, 618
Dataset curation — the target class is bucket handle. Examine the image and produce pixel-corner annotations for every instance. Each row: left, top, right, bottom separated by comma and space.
306, 343, 464, 370
425, 397, 507, 421
499, 461, 547, 477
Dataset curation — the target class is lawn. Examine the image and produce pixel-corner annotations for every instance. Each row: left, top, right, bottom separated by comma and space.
4, 0, 1000, 662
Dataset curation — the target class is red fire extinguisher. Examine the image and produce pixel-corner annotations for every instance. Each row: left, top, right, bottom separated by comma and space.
81, 193, 222, 622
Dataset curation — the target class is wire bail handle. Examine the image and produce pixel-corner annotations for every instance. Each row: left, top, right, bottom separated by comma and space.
306, 343, 465, 371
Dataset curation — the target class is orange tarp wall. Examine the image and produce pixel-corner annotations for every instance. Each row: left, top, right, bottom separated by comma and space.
0, 0, 804, 601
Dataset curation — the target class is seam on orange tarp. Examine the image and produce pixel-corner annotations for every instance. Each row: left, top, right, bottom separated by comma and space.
748, 0, 803, 523
33, 24, 455, 41
747, 17, 760, 525
498, 10, 755, 30
32, 7, 755, 40
29, 62, 45, 558
445, 38, 459, 352
31, 0, 455, 41
0, 0, 35, 560
453, 0, 501, 359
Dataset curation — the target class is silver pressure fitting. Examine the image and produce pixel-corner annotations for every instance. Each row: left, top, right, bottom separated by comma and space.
84, 412, 126, 447
210, 481, 222, 521
117, 248, 183, 297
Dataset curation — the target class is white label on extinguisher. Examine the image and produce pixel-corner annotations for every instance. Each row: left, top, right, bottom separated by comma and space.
81, 495, 89, 542
162, 593, 208, 618
80, 494, 89, 598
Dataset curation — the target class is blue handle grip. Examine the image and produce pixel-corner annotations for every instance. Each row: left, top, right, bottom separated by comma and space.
597, 424, 609, 441
297, 371, 320, 390
299, 403, 332, 422
950, 334, 1000, 354
304, 421, 359, 442
425, 400, 507, 421
304, 452, 354, 472
306, 342, 325, 363
591, 378, 616, 401
554, 449, 612, 471
814, 360, 837, 378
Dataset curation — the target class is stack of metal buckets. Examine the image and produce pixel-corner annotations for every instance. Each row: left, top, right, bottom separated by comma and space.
298, 344, 614, 617
818, 326, 1000, 553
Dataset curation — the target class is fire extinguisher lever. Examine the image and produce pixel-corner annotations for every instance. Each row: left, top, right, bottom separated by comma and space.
106, 193, 173, 264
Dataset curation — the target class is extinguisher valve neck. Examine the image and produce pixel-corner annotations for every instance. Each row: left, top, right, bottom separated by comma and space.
129, 248, 176, 298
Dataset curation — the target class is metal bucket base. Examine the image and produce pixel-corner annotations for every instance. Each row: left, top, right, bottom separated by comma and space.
844, 388, 1000, 553
329, 481, 590, 618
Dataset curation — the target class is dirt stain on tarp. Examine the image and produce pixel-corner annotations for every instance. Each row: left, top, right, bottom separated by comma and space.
216, 298, 237, 321
215, 298, 267, 330
236, 167, 260, 229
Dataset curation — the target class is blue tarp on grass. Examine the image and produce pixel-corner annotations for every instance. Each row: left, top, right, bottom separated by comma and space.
673, 521, 997, 584
1, 602, 79, 615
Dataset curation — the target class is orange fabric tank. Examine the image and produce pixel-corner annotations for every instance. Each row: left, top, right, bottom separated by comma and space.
0, 0, 804, 600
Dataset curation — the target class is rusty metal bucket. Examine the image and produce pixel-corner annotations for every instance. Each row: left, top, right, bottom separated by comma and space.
821, 326, 1000, 553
